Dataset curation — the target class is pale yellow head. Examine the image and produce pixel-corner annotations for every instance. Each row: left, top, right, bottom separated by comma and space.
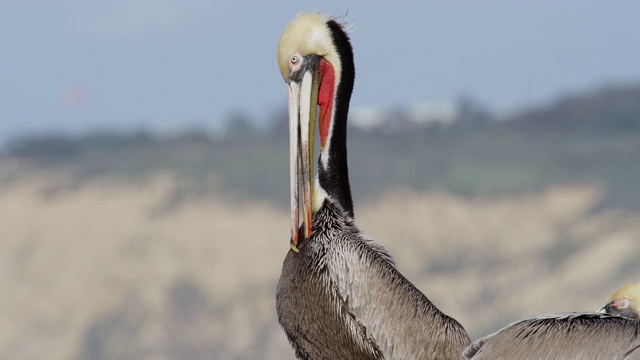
277, 12, 342, 84
602, 282, 640, 319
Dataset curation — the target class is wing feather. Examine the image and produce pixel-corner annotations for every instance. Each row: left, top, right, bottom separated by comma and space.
464, 313, 640, 360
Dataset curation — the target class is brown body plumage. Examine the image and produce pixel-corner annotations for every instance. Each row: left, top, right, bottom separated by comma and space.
464, 283, 640, 360
277, 202, 469, 359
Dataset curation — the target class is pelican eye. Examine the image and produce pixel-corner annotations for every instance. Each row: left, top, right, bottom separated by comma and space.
619, 298, 630, 308
291, 55, 299, 64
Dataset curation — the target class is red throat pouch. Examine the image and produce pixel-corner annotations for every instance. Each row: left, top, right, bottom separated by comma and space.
318, 59, 335, 149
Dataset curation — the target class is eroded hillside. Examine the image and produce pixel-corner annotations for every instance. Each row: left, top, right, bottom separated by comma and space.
1, 173, 638, 359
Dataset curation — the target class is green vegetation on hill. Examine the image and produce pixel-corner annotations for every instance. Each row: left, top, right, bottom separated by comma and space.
4, 84, 640, 209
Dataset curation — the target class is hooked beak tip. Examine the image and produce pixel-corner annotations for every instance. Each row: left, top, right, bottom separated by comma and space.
290, 237, 300, 253
599, 303, 613, 314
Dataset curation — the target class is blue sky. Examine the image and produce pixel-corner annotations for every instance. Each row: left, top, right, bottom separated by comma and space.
1, 1, 639, 144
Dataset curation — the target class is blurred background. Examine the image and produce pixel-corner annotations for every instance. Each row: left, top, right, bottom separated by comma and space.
1, 1, 640, 359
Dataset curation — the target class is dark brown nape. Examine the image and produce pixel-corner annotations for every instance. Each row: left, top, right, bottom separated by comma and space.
317, 20, 355, 218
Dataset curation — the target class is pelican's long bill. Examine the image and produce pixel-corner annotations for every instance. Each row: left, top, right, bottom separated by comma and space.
287, 55, 321, 252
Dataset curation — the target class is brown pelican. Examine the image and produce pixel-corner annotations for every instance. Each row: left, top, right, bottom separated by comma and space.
275, 12, 470, 359
463, 283, 640, 359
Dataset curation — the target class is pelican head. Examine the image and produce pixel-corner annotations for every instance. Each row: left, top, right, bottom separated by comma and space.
277, 13, 353, 252
600, 282, 640, 319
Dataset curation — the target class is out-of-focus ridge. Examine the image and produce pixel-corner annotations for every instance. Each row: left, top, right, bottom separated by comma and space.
0, 176, 639, 359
